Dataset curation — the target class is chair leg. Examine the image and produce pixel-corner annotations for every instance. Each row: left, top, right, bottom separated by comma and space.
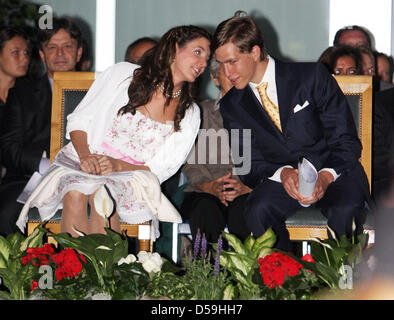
139, 239, 151, 252
302, 241, 311, 256
172, 223, 179, 264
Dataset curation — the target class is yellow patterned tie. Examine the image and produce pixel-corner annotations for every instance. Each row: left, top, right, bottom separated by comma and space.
256, 82, 282, 132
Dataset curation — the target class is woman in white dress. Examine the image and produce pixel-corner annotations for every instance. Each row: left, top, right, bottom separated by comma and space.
17, 25, 212, 239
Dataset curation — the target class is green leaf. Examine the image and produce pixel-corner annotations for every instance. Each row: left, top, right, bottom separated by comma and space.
0, 290, 11, 300
222, 233, 247, 255
20, 225, 46, 252
0, 252, 7, 268
222, 283, 236, 300
228, 255, 250, 276
0, 236, 10, 263
256, 246, 273, 259
251, 228, 276, 252
243, 235, 255, 251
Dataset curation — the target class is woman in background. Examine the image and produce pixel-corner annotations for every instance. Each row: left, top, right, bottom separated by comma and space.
318, 45, 363, 76
0, 27, 30, 181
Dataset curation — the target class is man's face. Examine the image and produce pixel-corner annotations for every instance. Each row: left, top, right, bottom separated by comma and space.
377, 56, 391, 82
215, 42, 261, 89
39, 28, 82, 78
127, 42, 155, 64
361, 53, 375, 76
338, 30, 369, 48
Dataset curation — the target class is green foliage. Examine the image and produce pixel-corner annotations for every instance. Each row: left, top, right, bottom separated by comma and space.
49, 228, 150, 298
301, 229, 368, 290
148, 252, 231, 300
0, 225, 46, 299
214, 228, 276, 299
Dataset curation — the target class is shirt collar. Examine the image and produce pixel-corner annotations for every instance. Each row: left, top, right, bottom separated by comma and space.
249, 55, 275, 89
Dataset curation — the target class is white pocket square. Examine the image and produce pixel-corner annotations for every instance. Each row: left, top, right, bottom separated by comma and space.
293, 100, 310, 113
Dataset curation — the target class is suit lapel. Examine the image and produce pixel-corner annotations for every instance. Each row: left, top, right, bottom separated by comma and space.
275, 60, 295, 133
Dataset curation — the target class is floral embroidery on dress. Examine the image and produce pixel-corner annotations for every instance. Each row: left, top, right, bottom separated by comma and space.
45, 110, 174, 223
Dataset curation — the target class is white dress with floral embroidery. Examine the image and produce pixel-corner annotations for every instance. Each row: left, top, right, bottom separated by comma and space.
16, 62, 201, 239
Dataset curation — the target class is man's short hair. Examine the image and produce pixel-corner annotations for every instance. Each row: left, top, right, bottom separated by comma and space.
38, 16, 82, 50
212, 13, 266, 60
333, 25, 372, 48
124, 37, 157, 62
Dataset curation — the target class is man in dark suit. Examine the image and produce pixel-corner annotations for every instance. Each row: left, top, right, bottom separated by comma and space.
0, 17, 82, 236
212, 15, 371, 251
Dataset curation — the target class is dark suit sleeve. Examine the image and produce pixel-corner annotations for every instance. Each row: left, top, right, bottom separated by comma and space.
312, 63, 362, 174
0, 88, 43, 175
220, 97, 279, 188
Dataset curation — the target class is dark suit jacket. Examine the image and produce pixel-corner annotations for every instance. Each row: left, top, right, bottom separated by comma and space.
220, 60, 363, 189
0, 75, 52, 182
373, 87, 394, 195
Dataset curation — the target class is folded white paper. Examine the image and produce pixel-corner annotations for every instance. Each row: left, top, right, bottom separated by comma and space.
298, 158, 317, 207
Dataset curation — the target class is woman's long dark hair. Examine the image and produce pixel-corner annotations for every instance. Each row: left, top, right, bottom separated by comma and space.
118, 25, 212, 131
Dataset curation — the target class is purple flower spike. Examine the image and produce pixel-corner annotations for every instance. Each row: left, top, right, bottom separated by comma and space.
214, 235, 223, 275
193, 228, 201, 259
200, 234, 207, 259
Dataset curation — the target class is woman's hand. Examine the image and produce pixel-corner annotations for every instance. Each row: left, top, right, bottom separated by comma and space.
95, 155, 120, 175
79, 154, 102, 175
222, 176, 252, 202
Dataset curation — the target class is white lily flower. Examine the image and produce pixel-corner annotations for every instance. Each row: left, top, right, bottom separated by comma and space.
151, 252, 163, 267
94, 185, 114, 219
142, 259, 161, 273
117, 254, 137, 265
96, 245, 112, 251
137, 251, 150, 264
136, 251, 163, 273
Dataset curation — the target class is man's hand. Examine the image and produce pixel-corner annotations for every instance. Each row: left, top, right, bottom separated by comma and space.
280, 167, 303, 201
299, 170, 334, 206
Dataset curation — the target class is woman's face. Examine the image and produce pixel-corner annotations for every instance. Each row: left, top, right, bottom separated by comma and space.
171, 37, 211, 85
0, 36, 29, 78
334, 55, 357, 75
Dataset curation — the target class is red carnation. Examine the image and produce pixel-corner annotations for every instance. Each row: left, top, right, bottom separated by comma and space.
301, 254, 315, 263
258, 252, 303, 289
31, 280, 39, 291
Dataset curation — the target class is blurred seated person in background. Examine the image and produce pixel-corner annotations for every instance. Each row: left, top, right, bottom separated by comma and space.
318, 45, 363, 76
180, 57, 251, 243
76, 38, 92, 71
333, 25, 372, 49
358, 46, 375, 76
375, 51, 393, 84
0, 27, 30, 129
0, 27, 30, 182
0, 17, 83, 237
124, 37, 157, 64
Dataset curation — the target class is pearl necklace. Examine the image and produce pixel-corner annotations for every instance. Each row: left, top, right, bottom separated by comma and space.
157, 84, 182, 98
